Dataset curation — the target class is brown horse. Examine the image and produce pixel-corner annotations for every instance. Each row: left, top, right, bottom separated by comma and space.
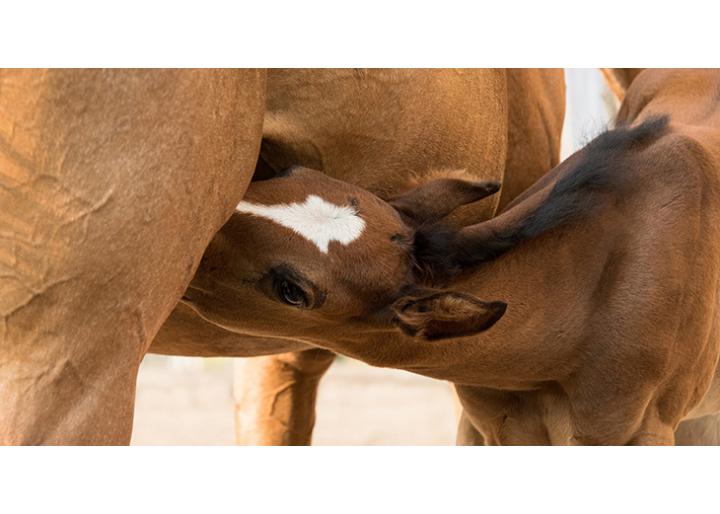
0, 69, 265, 444
181, 69, 720, 444
1, 68, 564, 444
151, 68, 566, 444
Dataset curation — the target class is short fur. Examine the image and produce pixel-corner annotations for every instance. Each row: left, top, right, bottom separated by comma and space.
0, 69, 265, 443
176, 70, 720, 445
414, 116, 671, 280
153, 69, 567, 446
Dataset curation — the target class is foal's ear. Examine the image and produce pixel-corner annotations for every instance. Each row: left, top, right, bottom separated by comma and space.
392, 291, 507, 340
389, 178, 500, 226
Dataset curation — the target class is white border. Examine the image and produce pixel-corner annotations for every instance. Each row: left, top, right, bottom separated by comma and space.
2, 2, 720, 512
2, 1, 719, 66
2, 447, 717, 514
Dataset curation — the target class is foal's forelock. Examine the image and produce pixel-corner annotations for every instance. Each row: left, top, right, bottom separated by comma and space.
235, 194, 367, 254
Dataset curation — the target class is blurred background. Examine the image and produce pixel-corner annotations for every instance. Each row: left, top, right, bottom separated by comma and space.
131, 69, 619, 445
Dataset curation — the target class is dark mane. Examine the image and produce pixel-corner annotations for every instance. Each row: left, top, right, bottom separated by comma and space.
414, 115, 671, 280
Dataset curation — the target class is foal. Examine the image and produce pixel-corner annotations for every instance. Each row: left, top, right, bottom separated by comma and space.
184, 69, 720, 444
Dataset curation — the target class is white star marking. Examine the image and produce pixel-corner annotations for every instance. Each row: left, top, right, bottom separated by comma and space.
236, 195, 366, 254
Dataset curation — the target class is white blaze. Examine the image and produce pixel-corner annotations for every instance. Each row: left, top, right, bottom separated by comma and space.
235, 195, 366, 254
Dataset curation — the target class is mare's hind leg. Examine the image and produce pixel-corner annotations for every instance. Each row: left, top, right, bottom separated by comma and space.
233, 348, 336, 445
0, 69, 265, 444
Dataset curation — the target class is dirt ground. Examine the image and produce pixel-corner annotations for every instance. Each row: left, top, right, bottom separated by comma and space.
132, 355, 457, 445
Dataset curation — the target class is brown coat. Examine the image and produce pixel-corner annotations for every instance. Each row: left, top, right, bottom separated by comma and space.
183, 69, 720, 444
151, 69, 566, 445
0, 69, 265, 444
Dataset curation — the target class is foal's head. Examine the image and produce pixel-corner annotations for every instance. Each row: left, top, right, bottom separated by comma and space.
182, 167, 507, 346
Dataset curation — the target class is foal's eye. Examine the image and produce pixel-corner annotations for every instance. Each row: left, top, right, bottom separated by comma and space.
276, 279, 308, 308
